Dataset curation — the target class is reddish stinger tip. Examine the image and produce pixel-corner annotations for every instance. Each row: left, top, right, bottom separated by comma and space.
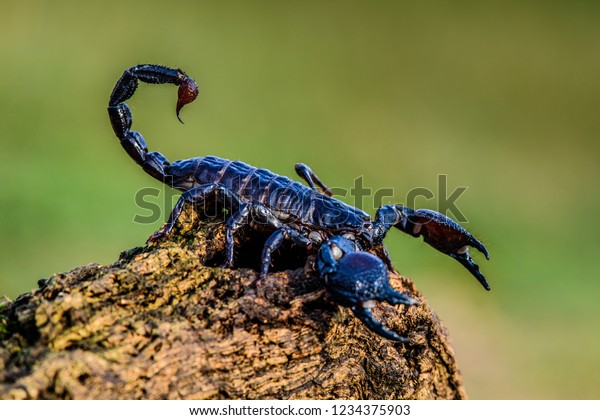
176, 77, 199, 123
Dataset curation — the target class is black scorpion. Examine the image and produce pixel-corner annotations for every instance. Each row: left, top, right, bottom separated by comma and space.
108, 64, 490, 342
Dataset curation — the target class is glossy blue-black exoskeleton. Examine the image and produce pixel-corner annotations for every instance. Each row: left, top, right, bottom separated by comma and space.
108, 64, 490, 342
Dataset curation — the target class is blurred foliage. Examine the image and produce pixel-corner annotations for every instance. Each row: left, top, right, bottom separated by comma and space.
0, 0, 598, 398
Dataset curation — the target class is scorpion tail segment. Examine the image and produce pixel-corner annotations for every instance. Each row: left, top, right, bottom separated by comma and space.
351, 306, 410, 343
108, 65, 199, 182
109, 64, 199, 123
176, 74, 199, 123
110, 65, 182, 106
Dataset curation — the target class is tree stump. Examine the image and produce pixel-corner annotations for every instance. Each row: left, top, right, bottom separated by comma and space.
0, 206, 466, 399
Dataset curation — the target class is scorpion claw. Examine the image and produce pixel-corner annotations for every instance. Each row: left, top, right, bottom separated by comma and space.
473, 240, 491, 261
392, 207, 491, 290
384, 288, 418, 306
451, 251, 491, 291
351, 306, 410, 343
318, 236, 416, 342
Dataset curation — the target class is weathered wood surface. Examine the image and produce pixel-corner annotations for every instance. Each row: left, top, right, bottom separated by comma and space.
0, 206, 466, 399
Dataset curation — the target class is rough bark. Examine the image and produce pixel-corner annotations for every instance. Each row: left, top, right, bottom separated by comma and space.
0, 206, 466, 399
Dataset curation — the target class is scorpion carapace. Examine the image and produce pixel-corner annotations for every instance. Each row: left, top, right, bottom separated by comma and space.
108, 64, 491, 342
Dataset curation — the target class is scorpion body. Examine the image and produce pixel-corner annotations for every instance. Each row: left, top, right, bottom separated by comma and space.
160, 155, 371, 239
108, 64, 491, 342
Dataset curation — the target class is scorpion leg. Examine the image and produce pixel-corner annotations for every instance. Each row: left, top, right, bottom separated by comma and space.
372, 205, 491, 290
148, 183, 218, 242
295, 163, 333, 197
223, 203, 251, 268
260, 226, 310, 281
149, 183, 244, 244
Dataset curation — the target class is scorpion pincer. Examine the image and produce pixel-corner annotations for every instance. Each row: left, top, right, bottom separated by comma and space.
108, 64, 491, 342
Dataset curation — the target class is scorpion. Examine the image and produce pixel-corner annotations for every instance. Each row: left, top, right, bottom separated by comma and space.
108, 64, 490, 342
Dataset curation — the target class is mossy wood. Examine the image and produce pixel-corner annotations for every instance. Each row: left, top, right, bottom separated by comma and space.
0, 206, 466, 399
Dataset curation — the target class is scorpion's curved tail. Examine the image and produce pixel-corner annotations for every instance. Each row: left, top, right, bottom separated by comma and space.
107, 64, 199, 184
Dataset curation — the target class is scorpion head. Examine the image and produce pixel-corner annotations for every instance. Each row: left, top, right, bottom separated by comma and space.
317, 236, 417, 342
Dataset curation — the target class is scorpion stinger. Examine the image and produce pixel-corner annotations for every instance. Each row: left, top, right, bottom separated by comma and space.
372, 205, 491, 290
318, 236, 418, 342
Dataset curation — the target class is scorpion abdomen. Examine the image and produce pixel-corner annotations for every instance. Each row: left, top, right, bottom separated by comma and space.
167, 155, 368, 231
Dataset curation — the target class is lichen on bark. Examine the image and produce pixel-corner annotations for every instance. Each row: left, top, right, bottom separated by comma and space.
0, 205, 466, 399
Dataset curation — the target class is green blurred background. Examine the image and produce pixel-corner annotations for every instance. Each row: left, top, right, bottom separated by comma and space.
1, 0, 599, 399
